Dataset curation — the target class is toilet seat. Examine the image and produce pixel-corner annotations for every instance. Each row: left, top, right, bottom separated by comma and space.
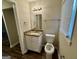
45, 43, 55, 54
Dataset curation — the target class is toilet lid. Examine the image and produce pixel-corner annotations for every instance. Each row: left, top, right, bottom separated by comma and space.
45, 43, 54, 54
45, 34, 55, 37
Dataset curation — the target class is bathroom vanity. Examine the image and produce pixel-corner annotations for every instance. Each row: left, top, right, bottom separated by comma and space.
24, 30, 43, 53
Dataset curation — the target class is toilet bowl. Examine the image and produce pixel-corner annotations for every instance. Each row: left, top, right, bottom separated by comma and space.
45, 43, 54, 54
44, 43, 55, 59
44, 34, 55, 59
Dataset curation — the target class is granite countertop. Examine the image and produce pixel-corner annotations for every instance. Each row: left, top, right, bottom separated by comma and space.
24, 30, 43, 37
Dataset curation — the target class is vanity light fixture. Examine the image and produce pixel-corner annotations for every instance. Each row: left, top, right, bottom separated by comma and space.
32, 8, 42, 11
38, 8, 42, 11
27, 0, 36, 2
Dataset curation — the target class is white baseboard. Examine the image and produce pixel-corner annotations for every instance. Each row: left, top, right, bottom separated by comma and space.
10, 41, 19, 48
22, 49, 28, 55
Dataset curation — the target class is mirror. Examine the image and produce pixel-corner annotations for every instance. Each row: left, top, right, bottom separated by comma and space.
35, 14, 42, 30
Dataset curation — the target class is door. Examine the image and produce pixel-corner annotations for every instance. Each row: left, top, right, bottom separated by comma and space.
2, 8, 19, 48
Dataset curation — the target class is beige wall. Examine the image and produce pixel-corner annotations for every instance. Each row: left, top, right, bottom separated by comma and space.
15, 0, 31, 32
30, 0, 61, 19
59, 19, 77, 59
59, 0, 77, 59
30, 0, 61, 34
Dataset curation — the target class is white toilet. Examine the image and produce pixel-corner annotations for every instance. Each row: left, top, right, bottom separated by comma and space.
44, 34, 55, 59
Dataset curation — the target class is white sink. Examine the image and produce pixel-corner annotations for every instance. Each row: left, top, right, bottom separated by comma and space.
30, 33, 39, 35
30, 31, 42, 36
25, 30, 43, 36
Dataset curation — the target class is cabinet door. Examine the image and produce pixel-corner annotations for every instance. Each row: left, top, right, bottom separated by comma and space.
25, 36, 32, 49
31, 36, 42, 52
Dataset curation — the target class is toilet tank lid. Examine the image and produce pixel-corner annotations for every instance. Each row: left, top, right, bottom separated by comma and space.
45, 34, 55, 37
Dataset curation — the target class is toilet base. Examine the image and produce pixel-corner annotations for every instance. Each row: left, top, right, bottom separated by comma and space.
46, 53, 52, 59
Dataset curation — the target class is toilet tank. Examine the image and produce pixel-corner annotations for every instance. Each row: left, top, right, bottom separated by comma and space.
45, 34, 55, 43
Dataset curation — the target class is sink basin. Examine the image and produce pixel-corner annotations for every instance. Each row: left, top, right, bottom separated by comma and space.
30, 32, 40, 35
26, 30, 42, 36
30, 31, 42, 35
24, 30, 43, 36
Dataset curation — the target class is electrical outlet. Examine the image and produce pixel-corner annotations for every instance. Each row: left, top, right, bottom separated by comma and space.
60, 55, 65, 59
60, 56, 62, 59
62, 56, 65, 59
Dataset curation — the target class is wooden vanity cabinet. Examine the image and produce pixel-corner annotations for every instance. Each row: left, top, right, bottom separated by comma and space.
25, 34, 43, 53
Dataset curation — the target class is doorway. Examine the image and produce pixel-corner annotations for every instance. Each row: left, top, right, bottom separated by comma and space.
2, 8, 19, 48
